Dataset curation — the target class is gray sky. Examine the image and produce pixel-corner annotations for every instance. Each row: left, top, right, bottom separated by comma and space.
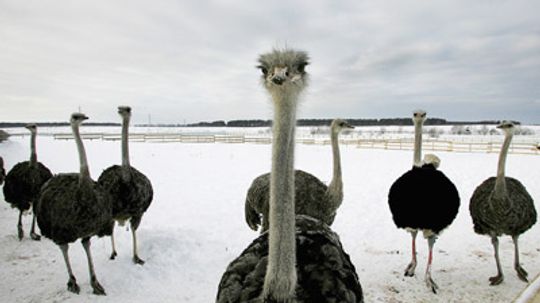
1, 0, 539, 124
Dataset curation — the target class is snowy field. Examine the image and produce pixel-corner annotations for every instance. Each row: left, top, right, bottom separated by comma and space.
1, 133, 539, 303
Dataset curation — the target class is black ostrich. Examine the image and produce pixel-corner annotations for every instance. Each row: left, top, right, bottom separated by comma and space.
388, 110, 460, 294
0, 156, 6, 185
216, 49, 363, 302
35, 113, 113, 295
98, 106, 153, 265
3, 124, 52, 240
469, 121, 536, 285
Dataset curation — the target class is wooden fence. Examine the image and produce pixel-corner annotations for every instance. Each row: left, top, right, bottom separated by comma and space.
51, 133, 540, 155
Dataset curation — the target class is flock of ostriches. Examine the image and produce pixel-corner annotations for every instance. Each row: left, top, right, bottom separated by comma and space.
0, 49, 537, 302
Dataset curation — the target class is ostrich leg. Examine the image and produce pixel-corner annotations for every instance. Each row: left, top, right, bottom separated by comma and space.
512, 235, 528, 282
17, 210, 24, 240
425, 235, 439, 294
60, 244, 80, 294
489, 236, 504, 285
30, 212, 41, 240
109, 221, 117, 260
81, 237, 106, 295
130, 215, 145, 265
405, 230, 418, 277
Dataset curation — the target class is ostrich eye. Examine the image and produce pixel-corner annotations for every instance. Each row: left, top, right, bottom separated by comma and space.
297, 63, 307, 73
258, 65, 268, 76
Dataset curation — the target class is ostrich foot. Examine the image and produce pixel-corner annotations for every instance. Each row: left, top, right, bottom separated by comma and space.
30, 232, 41, 241
489, 273, 504, 286
516, 265, 529, 282
67, 276, 80, 294
404, 261, 416, 277
91, 277, 106, 295
109, 251, 117, 260
133, 255, 145, 265
425, 275, 439, 294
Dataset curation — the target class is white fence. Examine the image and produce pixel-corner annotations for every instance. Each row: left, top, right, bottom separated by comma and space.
49, 132, 540, 155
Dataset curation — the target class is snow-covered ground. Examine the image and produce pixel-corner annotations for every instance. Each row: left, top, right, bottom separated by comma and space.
0, 133, 539, 302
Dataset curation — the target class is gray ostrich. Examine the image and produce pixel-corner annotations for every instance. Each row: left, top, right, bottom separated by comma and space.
98, 106, 153, 265
469, 121, 536, 285
245, 118, 354, 232
388, 110, 460, 293
3, 124, 52, 240
216, 49, 363, 302
35, 113, 113, 295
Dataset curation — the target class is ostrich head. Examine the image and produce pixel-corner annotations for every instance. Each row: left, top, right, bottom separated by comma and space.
118, 106, 132, 118
422, 154, 441, 169
496, 120, 515, 135
25, 123, 37, 133
331, 118, 354, 133
70, 113, 88, 126
413, 109, 427, 125
257, 49, 309, 103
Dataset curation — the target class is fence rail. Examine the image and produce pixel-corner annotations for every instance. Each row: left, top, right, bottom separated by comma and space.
51, 133, 540, 155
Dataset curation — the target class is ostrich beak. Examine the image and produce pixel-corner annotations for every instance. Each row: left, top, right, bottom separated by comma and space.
270, 67, 288, 85
343, 122, 354, 129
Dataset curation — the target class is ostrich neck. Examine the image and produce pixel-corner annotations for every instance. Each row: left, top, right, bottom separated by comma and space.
263, 91, 298, 300
121, 116, 131, 167
327, 130, 343, 203
29, 131, 37, 166
494, 132, 512, 197
72, 124, 90, 182
413, 122, 423, 167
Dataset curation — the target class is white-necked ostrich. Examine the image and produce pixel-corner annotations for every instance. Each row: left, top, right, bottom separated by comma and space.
35, 113, 113, 295
469, 121, 536, 285
98, 106, 153, 265
245, 118, 354, 232
3, 124, 52, 240
388, 110, 460, 293
216, 49, 363, 302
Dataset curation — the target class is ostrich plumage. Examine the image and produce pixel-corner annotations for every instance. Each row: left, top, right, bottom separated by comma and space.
469, 121, 536, 285
3, 124, 52, 240
98, 106, 153, 264
217, 215, 363, 302
245, 119, 353, 232
35, 113, 113, 295
387, 110, 460, 293
216, 49, 363, 302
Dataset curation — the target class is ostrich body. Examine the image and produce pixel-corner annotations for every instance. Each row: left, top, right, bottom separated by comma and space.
3, 124, 52, 240
98, 106, 153, 265
388, 110, 460, 293
245, 119, 353, 232
469, 121, 536, 285
35, 113, 113, 295
216, 49, 363, 302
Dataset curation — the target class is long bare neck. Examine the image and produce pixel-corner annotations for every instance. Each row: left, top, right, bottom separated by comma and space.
263, 92, 298, 300
413, 122, 423, 167
29, 131, 37, 166
121, 115, 131, 167
494, 131, 512, 197
72, 123, 90, 182
327, 129, 343, 202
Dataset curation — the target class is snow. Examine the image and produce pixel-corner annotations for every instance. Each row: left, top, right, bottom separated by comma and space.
1, 132, 540, 302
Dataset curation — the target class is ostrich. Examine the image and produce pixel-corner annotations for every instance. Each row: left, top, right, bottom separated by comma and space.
35, 113, 113, 295
388, 110, 460, 293
98, 106, 153, 265
245, 118, 354, 232
216, 49, 363, 302
469, 121, 536, 285
0, 156, 5, 185
3, 124, 52, 240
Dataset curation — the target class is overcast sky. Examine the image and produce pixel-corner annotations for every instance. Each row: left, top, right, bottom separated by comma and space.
1, 0, 539, 124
